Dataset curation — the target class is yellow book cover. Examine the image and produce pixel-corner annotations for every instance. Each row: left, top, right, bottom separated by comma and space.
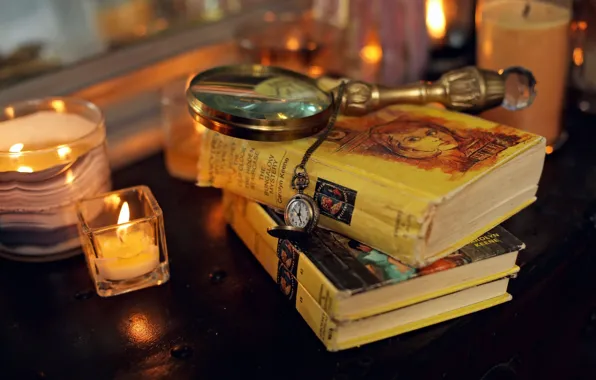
224, 193, 513, 351
200, 104, 544, 267
223, 191, 521, 322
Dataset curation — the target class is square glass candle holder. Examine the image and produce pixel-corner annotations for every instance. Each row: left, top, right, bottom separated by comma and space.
76, 185, 170, 297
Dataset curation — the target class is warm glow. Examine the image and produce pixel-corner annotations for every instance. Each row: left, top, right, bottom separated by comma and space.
57, 145, 72, 159
123, 313, 160, 345
573, 47, 584, 66
104, 194, 121, 208
9, 143, 23, 153
426, 0, 447, 40
17, 166, 33, 173
9, 143, 24, 159
51, 100, 66, 113
360, 43, 383, 64
194, 122, 206, 134
186, 74, 194, 88
308, 65, 324, 77
545, 146, 554, 155
118, 202, 131, 225
5, 106, 14, 119
578, 21, 588, 31
205, 201, 225, 239
65, 170, 75, 185
285, 36, 300, 51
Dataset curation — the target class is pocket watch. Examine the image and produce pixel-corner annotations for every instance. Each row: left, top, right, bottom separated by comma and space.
268, 193, 320, 241
268, 166, 321, 241
265, 81, 346, 241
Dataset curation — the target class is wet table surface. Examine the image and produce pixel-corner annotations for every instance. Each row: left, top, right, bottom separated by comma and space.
2, 109, 596, 380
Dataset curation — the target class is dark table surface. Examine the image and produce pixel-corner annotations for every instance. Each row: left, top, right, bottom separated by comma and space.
2, 107, 596, 380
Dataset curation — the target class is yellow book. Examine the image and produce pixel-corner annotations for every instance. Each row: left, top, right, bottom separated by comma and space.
224, 191, 520, 322
225, 195, 513, 351
200, 104, 545, 267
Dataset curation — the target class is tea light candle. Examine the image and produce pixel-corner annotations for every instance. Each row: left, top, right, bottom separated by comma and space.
76, 185, 170, 297
94, 202, 160, 281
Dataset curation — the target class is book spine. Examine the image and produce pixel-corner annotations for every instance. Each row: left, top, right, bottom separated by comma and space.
224, 195, 340, 351
223, 199, 515, 352
223, 191, 343, 316
200, 129, 431, 267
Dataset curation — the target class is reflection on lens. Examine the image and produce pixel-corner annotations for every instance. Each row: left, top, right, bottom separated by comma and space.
189, 69, 331, 121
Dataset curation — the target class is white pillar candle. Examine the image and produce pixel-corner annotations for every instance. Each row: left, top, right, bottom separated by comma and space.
0, 111, 97, 171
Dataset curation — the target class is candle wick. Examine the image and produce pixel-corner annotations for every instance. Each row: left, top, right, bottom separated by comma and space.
523, 2, 531, 18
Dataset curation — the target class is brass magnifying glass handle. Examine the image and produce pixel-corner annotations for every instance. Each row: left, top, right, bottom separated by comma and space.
325, 66, 536, 116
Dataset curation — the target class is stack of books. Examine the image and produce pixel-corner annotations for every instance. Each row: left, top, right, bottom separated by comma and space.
197, 104, 546, 351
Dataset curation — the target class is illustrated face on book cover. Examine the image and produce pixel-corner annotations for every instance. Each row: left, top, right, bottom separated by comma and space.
327, 106, 533, 177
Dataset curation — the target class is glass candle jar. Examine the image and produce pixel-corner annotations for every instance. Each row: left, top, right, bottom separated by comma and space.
76, 185, 170, 297
0, 97, 111, 262
162, 74, 206, 182
234, 10, 344, 76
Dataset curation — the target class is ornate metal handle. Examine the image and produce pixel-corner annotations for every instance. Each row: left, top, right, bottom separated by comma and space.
324, 66, 536, 115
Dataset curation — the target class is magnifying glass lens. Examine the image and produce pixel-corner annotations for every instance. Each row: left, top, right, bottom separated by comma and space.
188, 71, 331, 121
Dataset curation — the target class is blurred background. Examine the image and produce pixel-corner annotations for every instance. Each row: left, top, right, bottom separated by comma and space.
0, 0, 476, 88
0, 0, 591, 174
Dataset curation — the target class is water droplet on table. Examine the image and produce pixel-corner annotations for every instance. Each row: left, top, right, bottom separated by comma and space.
170, 344, 194, 359
209, 269, 227, 284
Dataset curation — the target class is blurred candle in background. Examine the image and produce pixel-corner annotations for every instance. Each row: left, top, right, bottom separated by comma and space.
569, 1, 596, 114
162, 74, 206, 182
426, 0, 474, 48
341, 0, 429, 85
476, 0, 572, 149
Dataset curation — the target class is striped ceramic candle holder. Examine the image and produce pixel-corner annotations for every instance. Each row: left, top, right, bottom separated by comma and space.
0, 97, 111, 262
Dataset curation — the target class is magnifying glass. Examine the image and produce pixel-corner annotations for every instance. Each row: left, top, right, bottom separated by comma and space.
186, 64, 536, 142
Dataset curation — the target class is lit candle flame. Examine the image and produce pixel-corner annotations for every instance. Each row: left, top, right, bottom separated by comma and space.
573, 47, 584, 66
360, 29, 383, 64
9, 143, 23, 157
51, 100, 66, 113
57, 145, 72, 159
426, 0, 447, 40
117, 202, 131, 240
17, 166, 33, 173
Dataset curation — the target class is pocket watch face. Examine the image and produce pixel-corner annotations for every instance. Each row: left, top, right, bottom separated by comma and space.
287, 199, 311, 228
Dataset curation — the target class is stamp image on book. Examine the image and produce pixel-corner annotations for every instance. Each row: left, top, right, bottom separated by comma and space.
277, 239, 300, 274
314, 178, 357, 225
277, 264, 297, 301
